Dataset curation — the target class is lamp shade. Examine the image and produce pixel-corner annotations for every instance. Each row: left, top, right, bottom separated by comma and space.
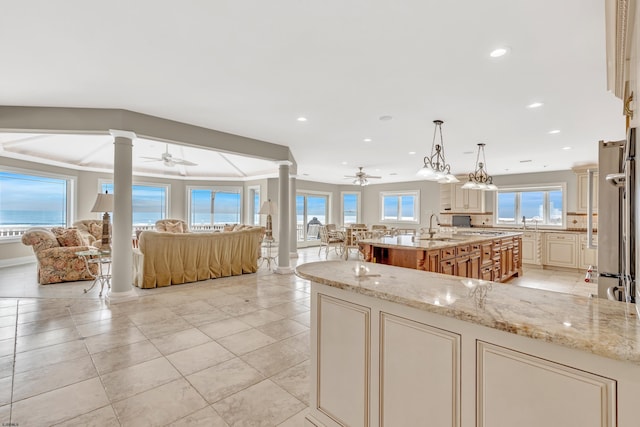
259, 200, 277, 216
91, 193, 114, 213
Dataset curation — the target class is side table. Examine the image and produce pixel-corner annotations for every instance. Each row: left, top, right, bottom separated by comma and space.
76, 250, 112, 296
260, 239, 278, 270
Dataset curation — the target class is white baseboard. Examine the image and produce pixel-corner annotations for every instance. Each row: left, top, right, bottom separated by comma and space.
0, 256, 36, 269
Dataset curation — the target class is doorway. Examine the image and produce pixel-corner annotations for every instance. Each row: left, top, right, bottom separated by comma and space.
296, 193, 329, 247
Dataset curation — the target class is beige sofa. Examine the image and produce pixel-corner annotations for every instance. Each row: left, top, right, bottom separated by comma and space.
132, 226, 265, 289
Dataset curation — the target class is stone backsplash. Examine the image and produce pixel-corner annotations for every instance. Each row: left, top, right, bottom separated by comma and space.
438, 212, 597, 231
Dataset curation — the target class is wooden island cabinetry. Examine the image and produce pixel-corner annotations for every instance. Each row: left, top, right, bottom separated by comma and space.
359, 232, 522, 283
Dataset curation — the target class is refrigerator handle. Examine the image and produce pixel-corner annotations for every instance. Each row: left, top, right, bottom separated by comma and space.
587, 168, 597, 249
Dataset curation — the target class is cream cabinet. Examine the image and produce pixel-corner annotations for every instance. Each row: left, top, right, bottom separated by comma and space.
451, 182, 485, 213
543, 233, 578, 268
521, 231, 541, 265
579, 234, 598, 270
575, 169, 598, 213
477, 342, 616, 427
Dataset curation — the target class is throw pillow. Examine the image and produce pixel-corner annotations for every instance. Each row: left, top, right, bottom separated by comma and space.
165, 222, 184, 233
89, 223, 102, 240
51, 227, 84, 247
223, 224, 235, 232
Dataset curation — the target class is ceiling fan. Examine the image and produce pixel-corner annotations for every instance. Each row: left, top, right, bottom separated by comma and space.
141, 144, 198, 167
344, 167, 381, 186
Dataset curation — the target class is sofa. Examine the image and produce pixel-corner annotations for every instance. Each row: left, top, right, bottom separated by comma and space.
21, 227, 98, 284
132, 226, 265, 289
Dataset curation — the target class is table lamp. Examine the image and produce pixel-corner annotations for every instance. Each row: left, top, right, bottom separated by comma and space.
259, 199, 277, 241
91, 191, 114, 254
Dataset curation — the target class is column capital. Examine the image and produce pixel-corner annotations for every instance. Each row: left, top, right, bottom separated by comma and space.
275, 160, 293, 167
109, 129, 137, 140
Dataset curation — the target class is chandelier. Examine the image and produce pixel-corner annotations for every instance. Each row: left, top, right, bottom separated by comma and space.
461, 143, 498, 190
416, 120, 459, 183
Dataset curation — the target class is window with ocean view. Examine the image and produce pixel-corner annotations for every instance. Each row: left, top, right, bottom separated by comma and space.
341, 192, 360, 225
0, 171, 72, 233
495, 185, 564, 227
380, 191, 420, 223
188, 186, 242, 227
101, 182, 168, 226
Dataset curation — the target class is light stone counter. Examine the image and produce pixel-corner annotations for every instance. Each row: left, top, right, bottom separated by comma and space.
296, 260, 640, 365
358, 230, 522, 251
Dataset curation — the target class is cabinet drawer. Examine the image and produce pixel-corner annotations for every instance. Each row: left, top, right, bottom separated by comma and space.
441, 247, 456, 260
470, 243, 482, 253
456, 245, 471, 256
546, 233, 577, 242
501, 237, 514, 247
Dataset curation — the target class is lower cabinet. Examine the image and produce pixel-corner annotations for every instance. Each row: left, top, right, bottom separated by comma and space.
477, 342, 615, 427
521, 231, 541, 265
544, 233, 578, 268
309, 286, 621, 427
579, 234, 598, 269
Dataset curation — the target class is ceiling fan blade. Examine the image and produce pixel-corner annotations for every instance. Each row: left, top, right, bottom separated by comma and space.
173, 158, 198, 166
140, 156, 163, 162
365, 175, 382, 179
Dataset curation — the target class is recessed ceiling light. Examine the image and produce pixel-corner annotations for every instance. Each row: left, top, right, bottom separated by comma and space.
297, 117, 307, 122
489, 47, 509, 58
408, 151, 416, 155
519, 160, 532, 163
379, 115, 393, 121
389, 172, 398, 176
463, 151, 474, 155
363, 138, 372, 142
562, 146, 572, 150
302, 173, 309, 176
527, 102, 544, 109
548, 129, 561, 134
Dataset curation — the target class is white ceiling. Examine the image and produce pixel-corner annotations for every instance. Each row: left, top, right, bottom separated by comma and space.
0, 0, 626, 185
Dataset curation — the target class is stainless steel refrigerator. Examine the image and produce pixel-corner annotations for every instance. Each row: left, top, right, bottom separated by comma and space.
595, 128, 636, 306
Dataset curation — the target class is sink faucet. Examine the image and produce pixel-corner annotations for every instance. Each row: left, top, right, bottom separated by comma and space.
522, 216, 527, 230
428, 214, 440, 239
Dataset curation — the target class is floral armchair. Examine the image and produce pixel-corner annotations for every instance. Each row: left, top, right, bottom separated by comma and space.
73, 219, 105, 249
21, 227, 98, 285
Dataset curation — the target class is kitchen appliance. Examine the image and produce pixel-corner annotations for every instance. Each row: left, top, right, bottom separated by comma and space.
452, 215, 472, 228
593, 128, 636, 305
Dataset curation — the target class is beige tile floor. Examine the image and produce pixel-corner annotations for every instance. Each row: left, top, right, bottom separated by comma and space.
0, 246, 595, 426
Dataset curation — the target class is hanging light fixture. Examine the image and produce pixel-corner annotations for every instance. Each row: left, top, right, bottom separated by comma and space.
416, 119, 459, 183
461, 143, 498, 190
353, 176, 369, 186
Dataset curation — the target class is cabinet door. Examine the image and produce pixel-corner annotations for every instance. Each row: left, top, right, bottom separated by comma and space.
544, 234, 577, 268
477, 341, 616, 427
440, 259, 456, 276
521, 233, 539, 265
317, 294, 370, 426
380, 313, 460, 426
455, 256, 470, 278
579, 235, 598, 269
469, 253, 481, 279
425, 250, 440, 272
466, 187, 485, 212
480, 265, 492, 281
452, 183, 485, 213
577, 172, 598, 213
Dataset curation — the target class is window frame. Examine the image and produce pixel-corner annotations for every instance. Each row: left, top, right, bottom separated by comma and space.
246, 185, 261, 226
494, 183, 566, 228
379, 190, 420, 224
99, 179, 170, 226
340, 191, 361, 226
187, 185, 243, 227
0, 167, 77, 242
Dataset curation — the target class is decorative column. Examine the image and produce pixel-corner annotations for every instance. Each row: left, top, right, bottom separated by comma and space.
108, 129, 137, 299
289, 175, 298, 258
275, 161, 294, 274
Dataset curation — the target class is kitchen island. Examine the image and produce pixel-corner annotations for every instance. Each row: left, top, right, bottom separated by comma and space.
296, 260, 640, 427
358, 230, 523, 282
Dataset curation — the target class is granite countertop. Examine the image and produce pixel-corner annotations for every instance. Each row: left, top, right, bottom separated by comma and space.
295, 260, 640, 365
359, 230, 522, 251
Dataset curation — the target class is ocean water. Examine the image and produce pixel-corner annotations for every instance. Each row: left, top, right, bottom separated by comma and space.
0, 210, 66, 226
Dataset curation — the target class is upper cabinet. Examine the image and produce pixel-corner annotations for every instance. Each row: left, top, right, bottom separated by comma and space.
444, 182, 485, 213
574, 167, 599, 213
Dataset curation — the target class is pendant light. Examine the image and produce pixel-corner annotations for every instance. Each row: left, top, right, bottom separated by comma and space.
416, 120, 459, 183
461, 143, 498, 190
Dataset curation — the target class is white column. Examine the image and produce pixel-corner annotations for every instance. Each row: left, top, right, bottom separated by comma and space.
290, 176, 298, 258
108, 129, 137, 300
275, 162, 294, 274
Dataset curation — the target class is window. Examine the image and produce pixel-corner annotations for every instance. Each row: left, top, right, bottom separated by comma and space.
188, 186, 242, 226
1, 171, 73, 233
495, 185, 565, 227
296, 192, 330, 245
101, 182, 168, 226
341, 192, 360, 225
247, 185, 260, 225
380, 191, 420, 223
